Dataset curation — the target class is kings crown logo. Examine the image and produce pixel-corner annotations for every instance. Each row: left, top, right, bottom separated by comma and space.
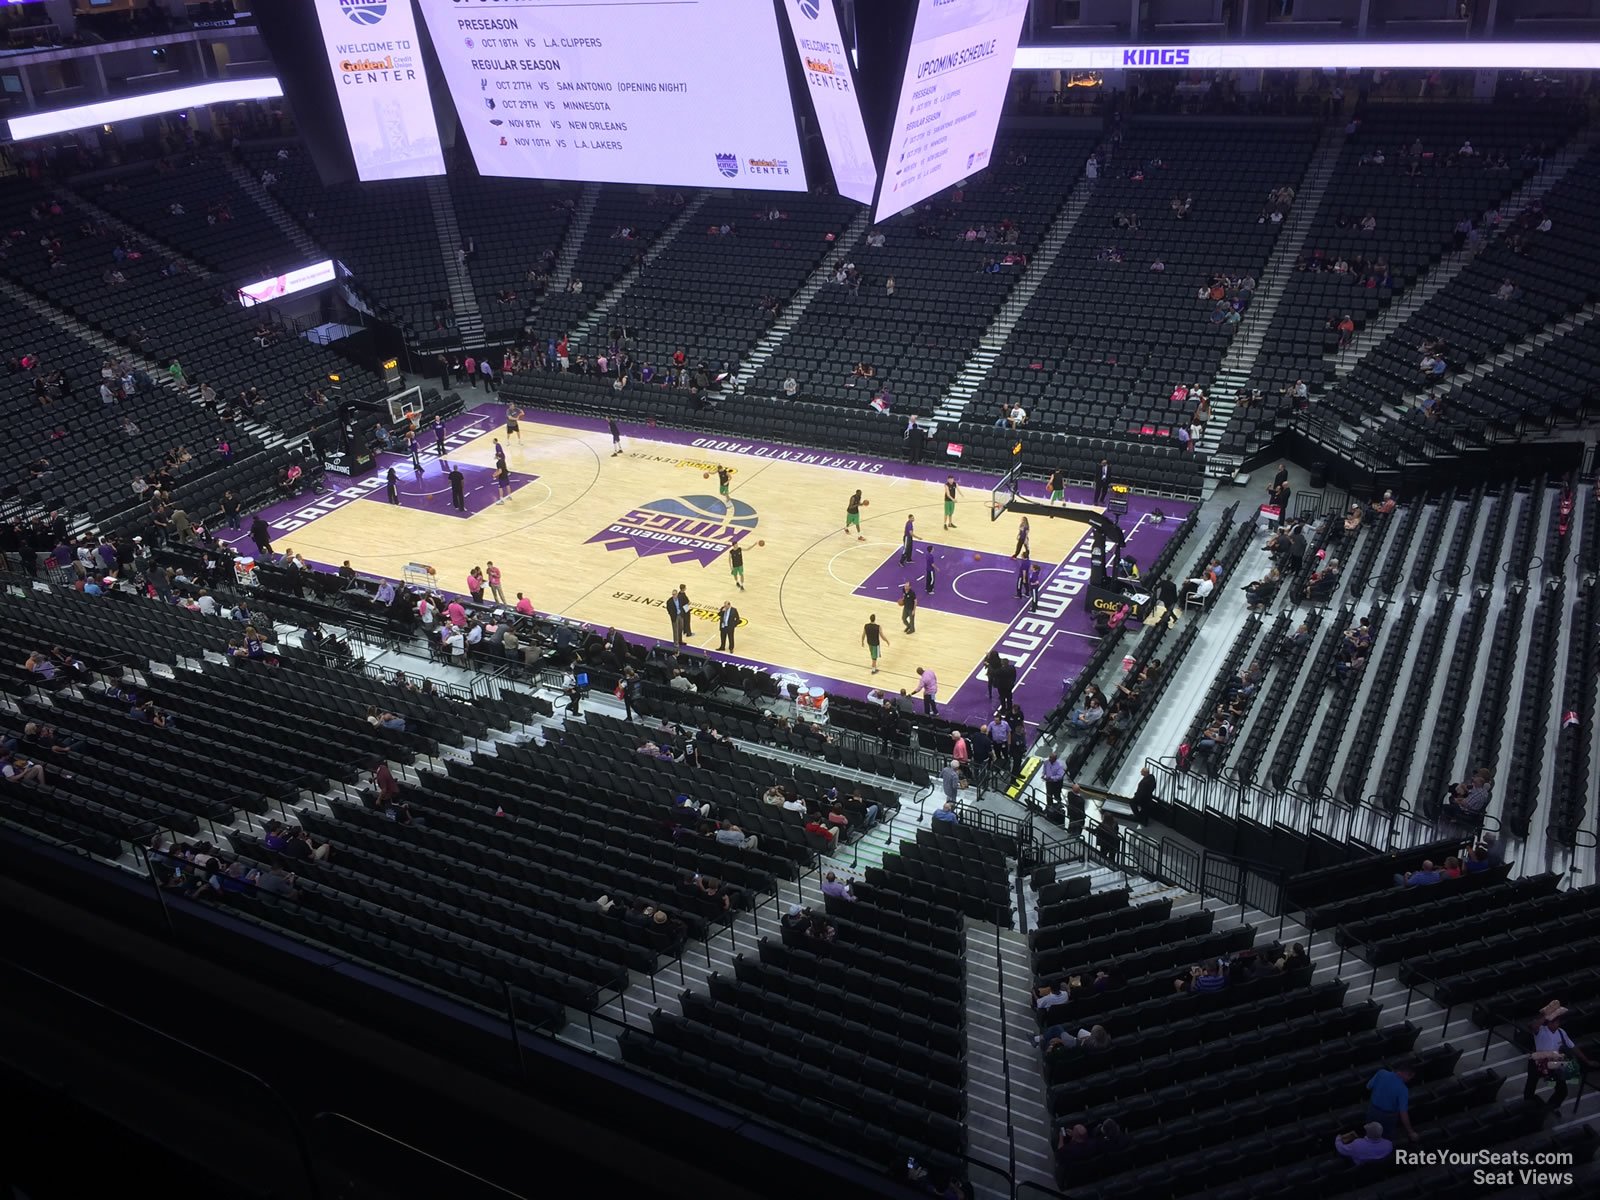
715, 153, 740, 178
587, 495, 757, 565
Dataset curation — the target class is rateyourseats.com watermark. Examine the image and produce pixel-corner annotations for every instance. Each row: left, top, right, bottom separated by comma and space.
1394, 1148, 1575, 1185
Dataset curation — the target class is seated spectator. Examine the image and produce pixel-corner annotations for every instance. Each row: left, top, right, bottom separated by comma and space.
1035, 981, 1071, 1012
1179, 574, 1215, 607
1056, 1124, 1097, 1166
2, 754, 49, 785
932, 801, 960, 824
1304, 559, 1342, 603
1064, 699, 1105, 736
1335, 1122, 1394, 1164
710, 822, 758, 851
254, 866, 300, 899
1395, 860, 1443, 887
281, 827, 333, 862
802, 816, 836, 845
1192, 962, 1227, 993
1368, 490, 1397, 517
1277, 621, 1312, 656
820, 871, 854, 900
1243, 568, 1281, 609
688, 873, 739, 915
1440, 766, 1493, 823
1462, 833, 1506, 873
366, 705, 407, 732
1036, 1024, 1112, 1057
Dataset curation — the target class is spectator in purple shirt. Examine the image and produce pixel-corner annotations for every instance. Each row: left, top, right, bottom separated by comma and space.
819, 872, 855, 901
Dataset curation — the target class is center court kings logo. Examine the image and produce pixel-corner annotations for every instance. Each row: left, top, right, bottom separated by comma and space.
587, 495, 758, 565
339, 0, 387, 27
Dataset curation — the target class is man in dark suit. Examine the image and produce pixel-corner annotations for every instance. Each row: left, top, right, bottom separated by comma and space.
676, 583, 695, 635
718, 601, 739, 652
666, 591, 685, 647
448, 466, 466, 512
1093, 459, 1112, 505
1132, 766, 1157, 823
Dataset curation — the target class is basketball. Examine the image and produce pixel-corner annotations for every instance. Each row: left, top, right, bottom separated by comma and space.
974, 553, 983, 561
862, 500, 870, 506
703, 472, 710, 479
758, 539, 766, 547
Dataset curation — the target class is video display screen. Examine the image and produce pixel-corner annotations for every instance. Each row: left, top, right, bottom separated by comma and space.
417, 0, 807, 190
779, 0, 876, 205
310, 0, 446, 181
875, 0, 1028, 223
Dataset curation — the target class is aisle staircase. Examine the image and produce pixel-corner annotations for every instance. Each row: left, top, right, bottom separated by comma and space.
424, 176, 485, 348
735, 206, 872, 392
1198, 129, 1346, 470
1329, 128, 1600, 387
225, 160, 324, 262
1372, 299, 1600, 423
59, 189, 213, 279
934, 174, 1098, 426
567, 193, 708, 347
544, 182, 599, 297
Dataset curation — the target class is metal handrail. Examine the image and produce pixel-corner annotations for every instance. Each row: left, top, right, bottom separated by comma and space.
311, 1111, 530, 1199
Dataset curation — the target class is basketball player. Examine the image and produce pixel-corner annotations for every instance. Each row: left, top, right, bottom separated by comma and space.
504, 404, 523, 441
861, 614, 888, 674
1026, 563, 1043, 612
432, 416, 448, 459
900, 514, 915, 565
493, 438, 507, 468
1013, 515, 1030, 558
385, 467, 400, 505
924, 545, 937, 595
608, 416, 622, 456
716, 465, 731, 498
900, 583, 917, 634
449, 466, 466, 512
845, 489, 864, 540
406, 431, 423, 475
728, 542, 745, 591
1015, 547, 1032, 597
942, 476, 959, 530
494, 460, 511, 504
1048, 467, 1065, 505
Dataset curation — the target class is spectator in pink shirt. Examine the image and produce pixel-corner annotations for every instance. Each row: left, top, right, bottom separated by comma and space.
515, 592, 534, 615
917, 666, 939, 716
447, 600, 466, 627
485, 562, 505, 604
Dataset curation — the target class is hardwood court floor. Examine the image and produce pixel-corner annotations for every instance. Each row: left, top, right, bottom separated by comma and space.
276, 415, 1093, 703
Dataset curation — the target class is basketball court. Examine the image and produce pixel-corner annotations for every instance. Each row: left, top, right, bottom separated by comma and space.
219, 407, 1192, 728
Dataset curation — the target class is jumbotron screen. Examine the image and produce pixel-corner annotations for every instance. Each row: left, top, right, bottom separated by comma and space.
311, 0, 446, 181
416, 0, 808, 191
779, 0, 876, 206
876, 0, 1029, 224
